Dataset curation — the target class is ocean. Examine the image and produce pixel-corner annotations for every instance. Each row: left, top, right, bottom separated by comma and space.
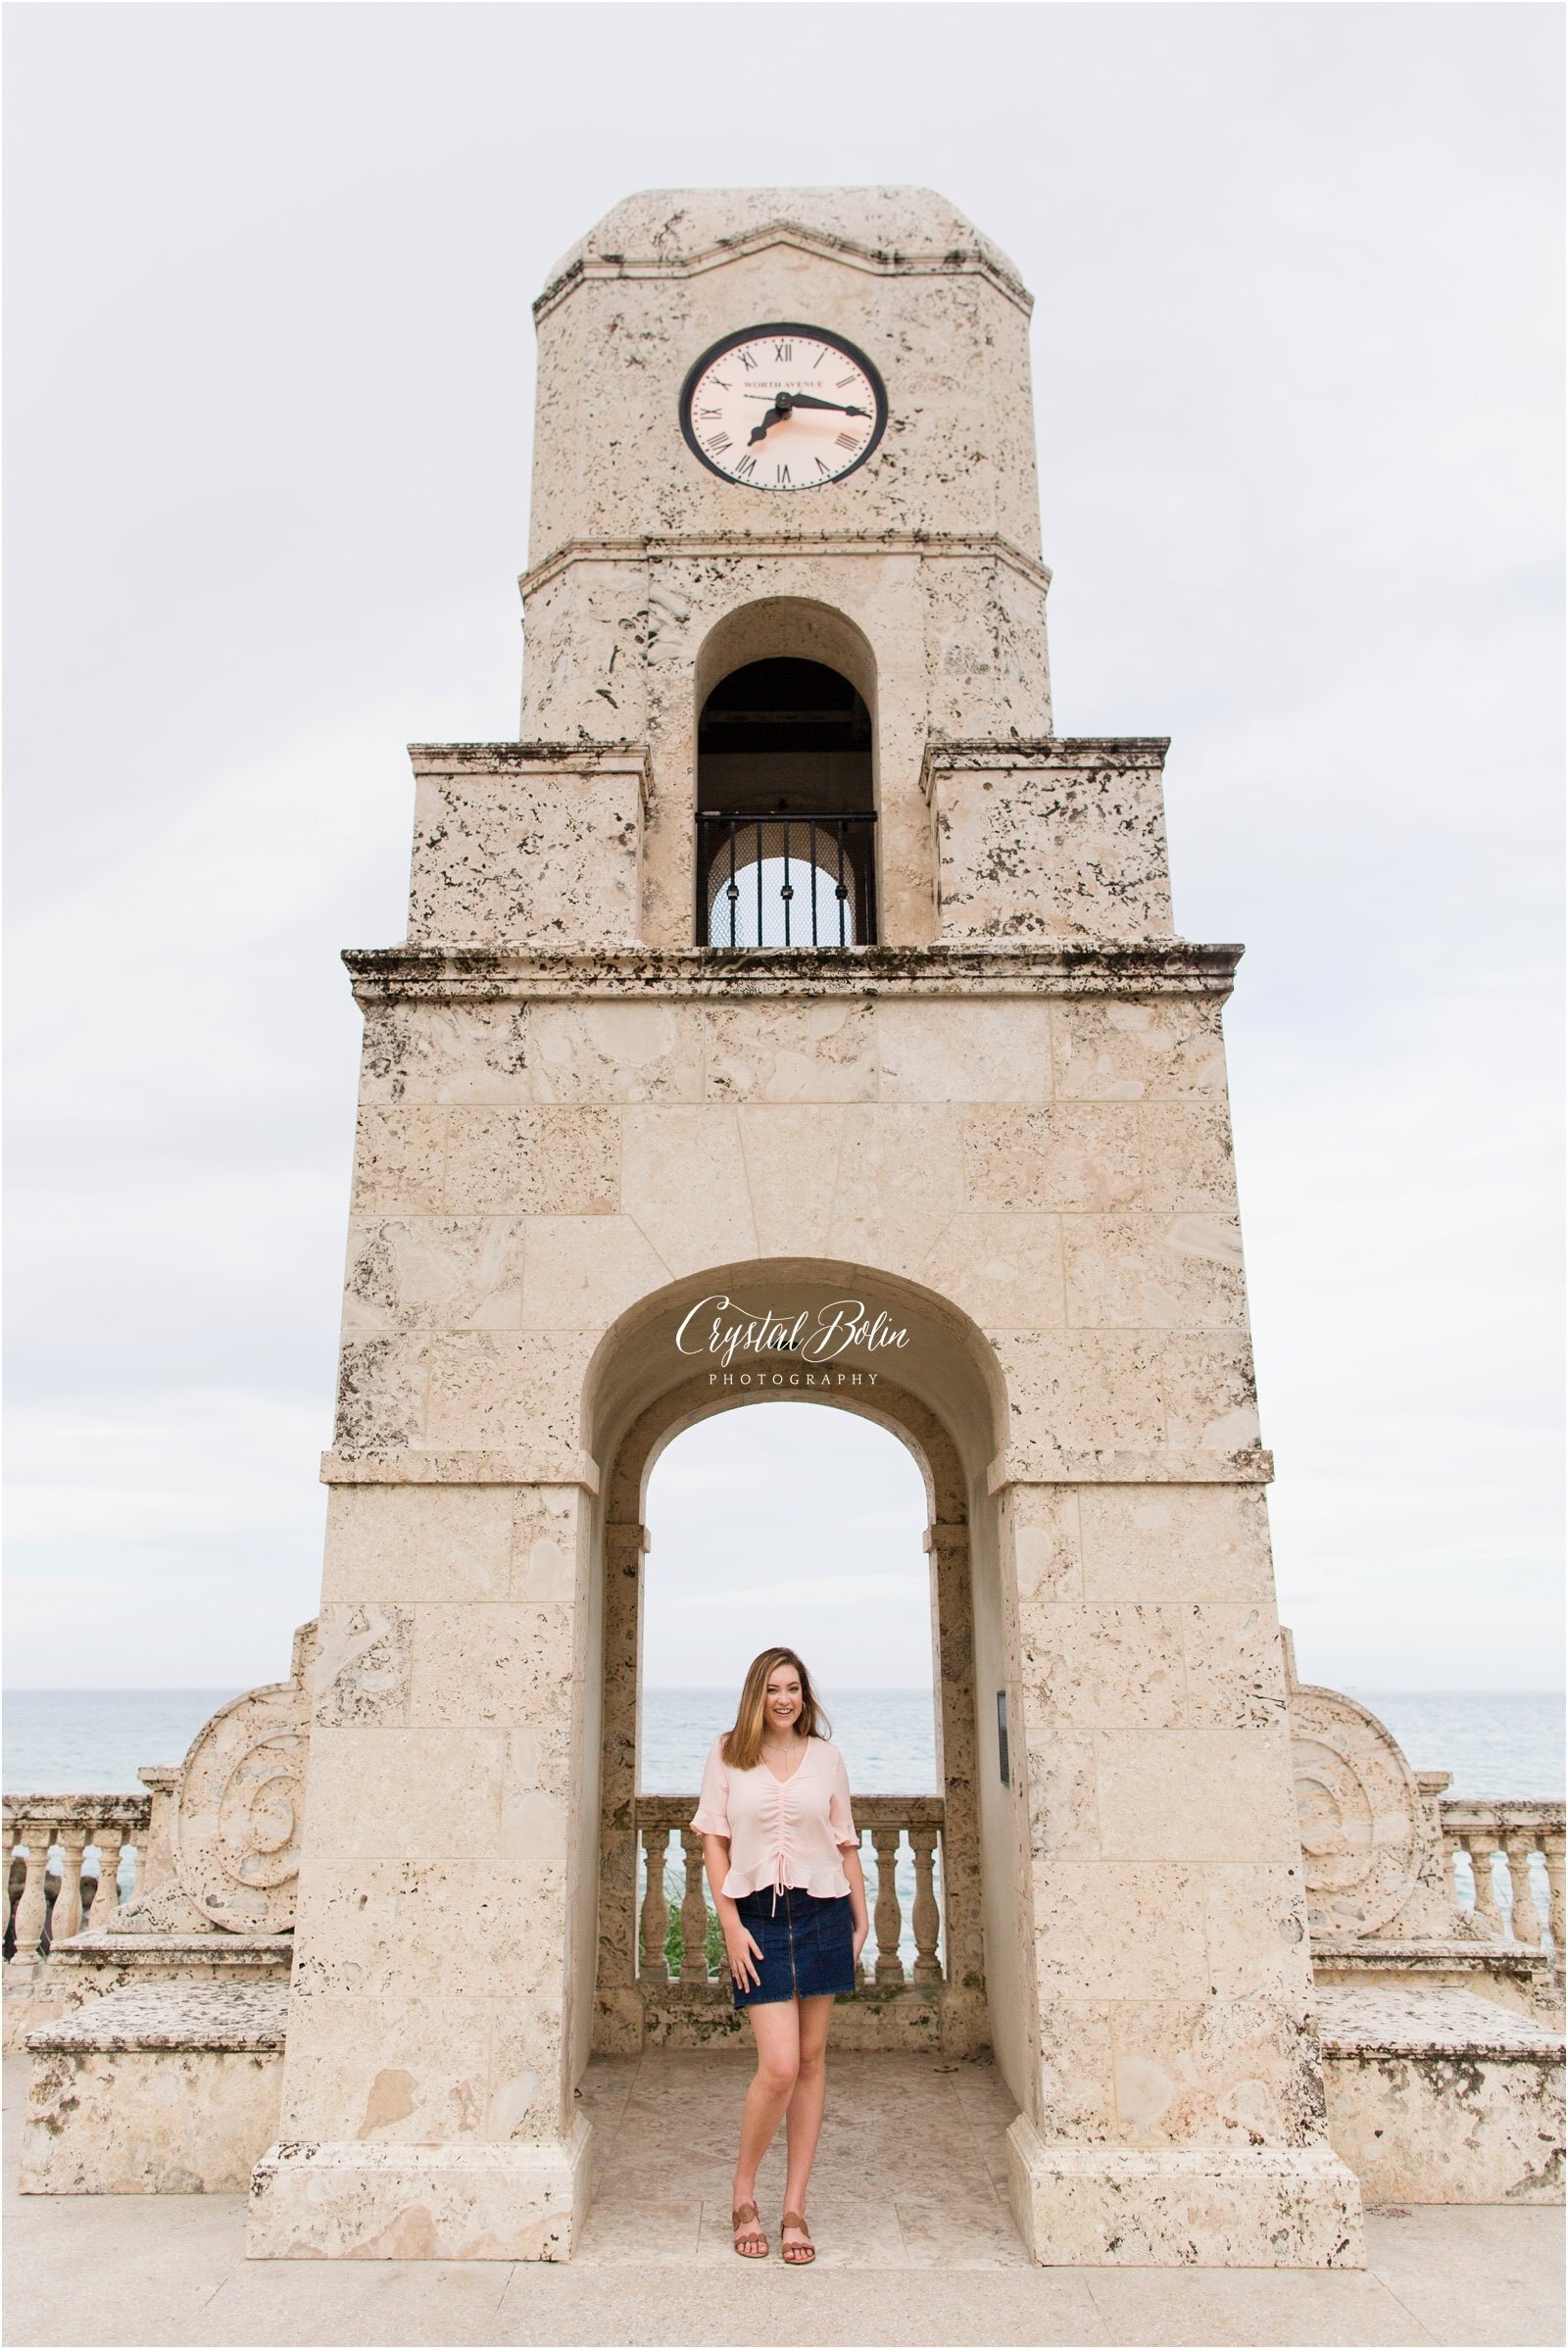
5, 1686, 1562, 1800
6, 1685, 1559, 1956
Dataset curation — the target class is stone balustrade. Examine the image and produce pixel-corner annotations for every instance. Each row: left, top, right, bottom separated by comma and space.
3, 1795, 152, 1962
633, 1793, 946, 1987
5, 1784, 1560, 1979
1441, 1799, 1563, 1950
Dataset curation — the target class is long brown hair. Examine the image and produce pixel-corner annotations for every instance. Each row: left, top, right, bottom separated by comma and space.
721, 1647, 830, 1772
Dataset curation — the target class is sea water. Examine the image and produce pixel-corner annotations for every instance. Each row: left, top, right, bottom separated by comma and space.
5, 1687, 1561, 1800
5, 1685, 1559, 1960
645, 1688, 1563, 1797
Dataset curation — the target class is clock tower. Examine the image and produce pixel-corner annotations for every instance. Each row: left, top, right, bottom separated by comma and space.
248, 188, 1364, 2272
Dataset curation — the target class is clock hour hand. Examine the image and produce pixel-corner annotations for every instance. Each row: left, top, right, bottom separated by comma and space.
748, 404, 789, 445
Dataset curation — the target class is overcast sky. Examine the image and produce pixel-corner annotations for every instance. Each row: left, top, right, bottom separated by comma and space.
4, 3, 1561, 1693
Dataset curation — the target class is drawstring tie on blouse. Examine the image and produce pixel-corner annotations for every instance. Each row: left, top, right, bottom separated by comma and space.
771, 1785, 791, 1914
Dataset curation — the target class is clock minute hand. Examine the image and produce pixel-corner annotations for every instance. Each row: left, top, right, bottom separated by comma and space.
781, 394, 869, 416
742, 394, 869, 417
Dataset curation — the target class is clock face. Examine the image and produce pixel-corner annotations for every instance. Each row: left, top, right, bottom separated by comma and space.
680, 323, 888, 492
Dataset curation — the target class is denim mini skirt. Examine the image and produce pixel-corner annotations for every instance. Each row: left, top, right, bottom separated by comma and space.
731, 1885, 857, 2009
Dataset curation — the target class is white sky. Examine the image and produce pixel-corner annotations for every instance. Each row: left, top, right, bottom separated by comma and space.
4, 4, 1561, 1692
644, 1407, 934, 1693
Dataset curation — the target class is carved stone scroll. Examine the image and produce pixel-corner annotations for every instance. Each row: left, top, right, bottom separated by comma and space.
168, 1621, 316, 1934
1285, 1644, 1465, 1940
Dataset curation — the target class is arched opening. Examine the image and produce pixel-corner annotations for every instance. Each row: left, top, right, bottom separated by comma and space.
696, 656, 877, 947
578, 1259, 1021, 2088
591, 1378, 985, 2062
637, 1403, 938, 1982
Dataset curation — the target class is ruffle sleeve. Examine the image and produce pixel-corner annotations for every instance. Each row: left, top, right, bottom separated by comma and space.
827, 1743, 858, 1850
690, 1737, 731, 1837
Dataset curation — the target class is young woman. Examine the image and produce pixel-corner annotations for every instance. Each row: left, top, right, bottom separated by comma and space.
692, 1645, 869, 2266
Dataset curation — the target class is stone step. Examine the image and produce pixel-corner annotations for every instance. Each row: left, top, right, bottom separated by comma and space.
2, 1928, 295, 2053
1312, 1937, 1562, 2026
22, 1983, 288, 2195
1317, 1983, 1565, 2059
26, 1982, 288, 2056
1317, 1984, 1564, 2205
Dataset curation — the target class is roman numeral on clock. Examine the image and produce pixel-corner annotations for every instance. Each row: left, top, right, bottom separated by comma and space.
774, 340, 793, 363
738, 349, 759, 370
815, 458, 834, 478
835, 431, 859, 450
836, 375, 857, 389
775, 463, 791, 487
706, 434, 733, 456
734, 453, 758, 481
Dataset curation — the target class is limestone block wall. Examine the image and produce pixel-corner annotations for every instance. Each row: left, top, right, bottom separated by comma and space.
528, 188, 1042, 561
304, 947, 1316, 2158
927, 978, 1313, 2152
338, 968, 1244, 1479
931, 742, 1176, 943
1001, 1479, 1318, 2147
517, 545, 1054, 949
407, 747, 646, 949
282, 1475, 593, 2155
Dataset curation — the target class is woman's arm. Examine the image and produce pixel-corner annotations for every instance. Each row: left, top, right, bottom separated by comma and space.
702, 1833, 762, 1991
841, 1841, 869, 1968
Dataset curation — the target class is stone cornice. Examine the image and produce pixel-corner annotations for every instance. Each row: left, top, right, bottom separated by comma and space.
518, 532, 1052, 603
317, 1442, 1271, 1493
533, 220, 1032, 323
321, 1448, 601, 1493
924, 736, 1171, 785
408, 742, 645, 779
341, 941, 1244, 1006
2, 1793, 151, 1829
987, 1447, 1275, 1491
1440, 1798, 1565, 1835
407, 738, 1162, 788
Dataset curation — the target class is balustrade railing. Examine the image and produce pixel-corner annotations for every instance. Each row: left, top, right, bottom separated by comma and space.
3, 1795, 152, 1963
6, 1786, 1560, 1981
1441, 1799, 1563, 1951
634, 1794, 944, 1989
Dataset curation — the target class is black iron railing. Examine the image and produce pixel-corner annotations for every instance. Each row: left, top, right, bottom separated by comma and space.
696, 812, 877, 949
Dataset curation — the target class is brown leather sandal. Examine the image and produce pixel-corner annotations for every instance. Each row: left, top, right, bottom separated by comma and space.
732, 2200, 768, 2258
780, 2209, 815, 2265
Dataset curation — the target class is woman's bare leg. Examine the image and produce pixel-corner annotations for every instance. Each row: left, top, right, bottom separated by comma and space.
781, 1994, 833, 2258
734, 2000, 801, 2219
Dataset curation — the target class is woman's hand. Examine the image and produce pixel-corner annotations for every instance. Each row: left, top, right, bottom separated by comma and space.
702, 1840, 762, 1989
841, 1843, 871, 1973
724, 1922, 764, 1993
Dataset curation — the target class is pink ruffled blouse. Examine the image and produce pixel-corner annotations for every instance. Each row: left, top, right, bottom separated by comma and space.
691, 1734, 859, 1900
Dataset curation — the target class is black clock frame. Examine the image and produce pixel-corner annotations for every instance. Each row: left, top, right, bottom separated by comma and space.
678, 321, 889, 490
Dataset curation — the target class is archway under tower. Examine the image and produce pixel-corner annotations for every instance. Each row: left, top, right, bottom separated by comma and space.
577, 1261, 1025, 2085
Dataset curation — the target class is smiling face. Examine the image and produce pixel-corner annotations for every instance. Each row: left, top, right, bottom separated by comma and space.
680, 324, 888, 492
764, 1663, 804, 1735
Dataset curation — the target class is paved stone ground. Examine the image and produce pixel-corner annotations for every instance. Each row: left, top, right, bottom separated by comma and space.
5, 2051, 1563, 2346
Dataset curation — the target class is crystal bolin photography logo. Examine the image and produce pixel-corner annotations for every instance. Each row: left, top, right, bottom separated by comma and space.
674, 1294, 909, 1389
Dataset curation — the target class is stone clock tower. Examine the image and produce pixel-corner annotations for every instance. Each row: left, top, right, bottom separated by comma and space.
248, 188, 1364, 2269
